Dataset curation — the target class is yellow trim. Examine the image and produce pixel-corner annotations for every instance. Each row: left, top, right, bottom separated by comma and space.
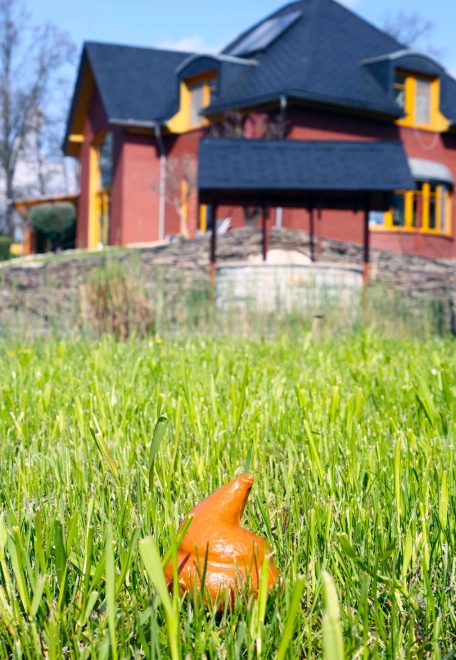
65, 65, 95, 157
396, 71, 450, 132
88, 144, 101, 248
371, 184, 453, 237
422, 183, 430, 229
167, 71, 217, 134
88, 131, 111, 248
200, 204, 207, 233
9, 243, 23, 256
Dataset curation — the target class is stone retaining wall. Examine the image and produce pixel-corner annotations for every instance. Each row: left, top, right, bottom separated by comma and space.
1, 228, 456, 333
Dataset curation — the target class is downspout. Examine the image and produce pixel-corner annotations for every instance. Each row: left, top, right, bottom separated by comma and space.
275, 95, 288, 230
154, 123, 167, 241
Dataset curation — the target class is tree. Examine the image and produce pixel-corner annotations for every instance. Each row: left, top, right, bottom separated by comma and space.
0, 0, 76, 235
382, 11, 443, 60
150, 154, 197, 239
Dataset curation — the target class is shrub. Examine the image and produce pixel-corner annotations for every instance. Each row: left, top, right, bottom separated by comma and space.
79, 259, 154, 340
29, 202, 76, 235
0, 235, 12, 261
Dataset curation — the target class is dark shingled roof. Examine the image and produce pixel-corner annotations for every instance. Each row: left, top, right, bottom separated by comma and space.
85, 42, 191, 124
211, 0, 456, 123
213, 0, 406, 117
198, 138, 414, 193
64, 0, 456, 152
64, 42, 191, 151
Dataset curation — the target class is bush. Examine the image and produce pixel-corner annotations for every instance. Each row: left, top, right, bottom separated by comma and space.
0, 235, 12, 261
79, 259, 154, 340
29, 202, 76, 235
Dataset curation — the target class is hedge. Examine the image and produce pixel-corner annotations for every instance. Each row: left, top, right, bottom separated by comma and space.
29, 202, 76, 235
0, 235, 12, 261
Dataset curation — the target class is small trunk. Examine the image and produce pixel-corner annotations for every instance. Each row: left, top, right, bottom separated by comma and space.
5, 174, 15, 237
179, 209, 189, 239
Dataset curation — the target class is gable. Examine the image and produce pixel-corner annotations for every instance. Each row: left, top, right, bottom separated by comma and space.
63, 42, 192, 156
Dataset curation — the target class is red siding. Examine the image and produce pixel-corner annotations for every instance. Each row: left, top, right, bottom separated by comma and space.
76, 96, 456, 259
118, 133, 161, 244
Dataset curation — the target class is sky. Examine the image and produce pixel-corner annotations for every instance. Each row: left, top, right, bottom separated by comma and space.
29, 0, 456, 79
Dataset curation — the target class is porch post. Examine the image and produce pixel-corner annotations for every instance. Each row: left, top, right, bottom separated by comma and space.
209, 203, 218, 283
362, 199, 371, 318
309, 206, 315, 262
363, 199, 371, 286
317, 204, 322, 261
262, 206, 270, 261
414, 194, 422, 256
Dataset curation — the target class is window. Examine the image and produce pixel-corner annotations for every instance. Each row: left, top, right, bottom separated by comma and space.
97, 132, 112, 245
415, 79, 432, 126
99, 132, 113, 189
393, 74, 406, 109
189, 82, 205, 127
89, 131, 113, 248
392, 192, 406, 227
395, 71, 441, 130
228, 10, 302, 57
167, 72, 217, 133
371, 182, 452, 236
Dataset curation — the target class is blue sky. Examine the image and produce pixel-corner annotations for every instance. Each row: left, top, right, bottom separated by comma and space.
30, 0, 456, 78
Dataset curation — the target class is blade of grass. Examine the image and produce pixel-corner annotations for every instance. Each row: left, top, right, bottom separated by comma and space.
149, 415, 168, 492
322, 572, 344, 660
276, 575, 305, 660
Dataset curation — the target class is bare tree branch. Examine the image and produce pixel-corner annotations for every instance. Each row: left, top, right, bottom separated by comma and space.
0, 0, 76, 235
382, 11, 444, 61
150, 154, 197, 239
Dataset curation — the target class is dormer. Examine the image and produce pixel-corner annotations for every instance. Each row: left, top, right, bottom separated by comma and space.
361, 50, 451, 132
167, 54, 255, 134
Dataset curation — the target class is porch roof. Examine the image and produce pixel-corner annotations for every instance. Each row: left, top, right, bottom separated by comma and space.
198, 138, 414, 211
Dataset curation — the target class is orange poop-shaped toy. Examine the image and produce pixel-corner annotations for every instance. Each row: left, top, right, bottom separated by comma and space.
163, 475, 279, 608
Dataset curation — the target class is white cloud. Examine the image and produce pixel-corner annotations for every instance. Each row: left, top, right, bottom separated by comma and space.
156, 36, 216, 54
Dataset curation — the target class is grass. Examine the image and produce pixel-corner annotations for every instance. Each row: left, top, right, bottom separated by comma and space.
0, 331, 456, 657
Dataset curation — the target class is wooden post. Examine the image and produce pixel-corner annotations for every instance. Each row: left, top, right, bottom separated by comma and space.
363, 201, 371, 286
309, 206, 315, 262
317, 205, 322, 261
209, 204, 218, 283
363, 200, 371, 318
262, 207, 270, 261
414, 193, 422, 256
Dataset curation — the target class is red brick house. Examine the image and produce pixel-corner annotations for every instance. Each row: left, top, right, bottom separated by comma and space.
63, 0, 456, 259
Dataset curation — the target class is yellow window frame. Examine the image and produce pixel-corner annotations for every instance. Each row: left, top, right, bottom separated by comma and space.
96, 188, 110, 246
89, 131, 111, 248
395, 70, 450, 132
373, 185, 453, 237
167, 70, 217, 134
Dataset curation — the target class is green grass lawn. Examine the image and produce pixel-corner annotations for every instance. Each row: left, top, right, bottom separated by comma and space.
0, 332, 455, 658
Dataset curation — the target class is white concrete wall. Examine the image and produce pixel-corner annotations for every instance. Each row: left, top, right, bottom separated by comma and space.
216, 261, 363, 314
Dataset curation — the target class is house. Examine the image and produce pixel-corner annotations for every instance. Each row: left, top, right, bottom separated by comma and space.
62, 0, 456, 259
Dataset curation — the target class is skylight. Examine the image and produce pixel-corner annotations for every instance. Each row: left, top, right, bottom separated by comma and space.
228, 10, 302, 57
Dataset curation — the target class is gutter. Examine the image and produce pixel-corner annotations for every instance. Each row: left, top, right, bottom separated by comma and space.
154, 123, 167, 242
202, 89, 403, 121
